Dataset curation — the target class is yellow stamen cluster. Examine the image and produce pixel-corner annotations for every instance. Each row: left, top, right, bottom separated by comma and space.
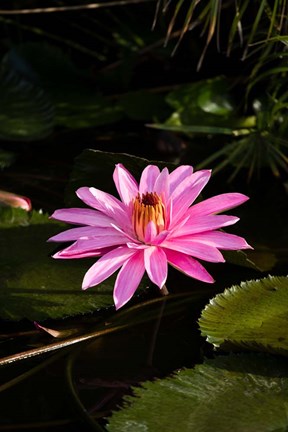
132, 192, 165, 242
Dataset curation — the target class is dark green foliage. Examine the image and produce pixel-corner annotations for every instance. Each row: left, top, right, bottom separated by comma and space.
0, 2, 287, 430
66, 149, 176, 205
199, 276, 288, 354
0, 208, 115, 320
0, 49, 54, 140
108, 353, 288, 432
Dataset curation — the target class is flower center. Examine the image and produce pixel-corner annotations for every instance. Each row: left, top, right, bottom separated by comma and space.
132, 192, 165, 242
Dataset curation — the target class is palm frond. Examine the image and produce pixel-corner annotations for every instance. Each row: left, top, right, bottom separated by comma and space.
0, 0, 153, 15
227, 0, 249, 56
241, 0, 266, 60
155, 0, 288, 69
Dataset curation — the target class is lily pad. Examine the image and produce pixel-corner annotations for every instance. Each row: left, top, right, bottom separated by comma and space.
199, 275, 288, 354
0, 49, 54, 141
66, 150, 176, 205
0, 209, 115, 320
108, 353, 288, 432
0, 44, 123, 134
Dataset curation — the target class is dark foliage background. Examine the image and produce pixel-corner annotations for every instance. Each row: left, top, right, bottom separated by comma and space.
0, 1, 287, 430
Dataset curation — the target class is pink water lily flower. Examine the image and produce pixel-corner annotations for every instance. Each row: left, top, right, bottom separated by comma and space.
49, 164, 251, 309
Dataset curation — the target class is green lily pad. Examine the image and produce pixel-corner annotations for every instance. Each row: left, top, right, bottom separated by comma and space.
0, 49, 54, 141
66, 149, 176, 205
222, 250, 260, 271
0, 209, 115, 320
0, 44, 123, 134
108, 353, 288, 432
199, 275, 288, 354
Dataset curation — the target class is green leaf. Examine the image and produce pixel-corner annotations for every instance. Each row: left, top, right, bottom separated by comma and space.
12, 42, 86, 94
0, 207, 33, 228
24, 43, 124, 128
55, 94, 123, 129
222, 250, 260, 271
148, 122, 251, 136
199, 275, 288, 354
0, 49, 54, 141
23, 41, 124, 128
153, 78, 256, 136
244, 246, 277, 272
166, 78, 234, 115
165, 77, 237, 127
66, 150, 176, 206
108, 353, 288, 432
0, 209, 115, 320
2, 43, 123, 131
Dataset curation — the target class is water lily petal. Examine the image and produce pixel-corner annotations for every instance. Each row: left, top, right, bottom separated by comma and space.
169, 170, 211, 226
154, 167, 170, 202
53, 244, 106, 259
76, 186, 122, 213
188, 193, 249, 217
171, 215, 239, 237
53, 233, 128, 258
48, 226, 121, 242
150, 229, 170, 245
169, 165, 193, 194
82, 246, 137, 290
162, 238, 225, 262
164, 249, 214, 283
50, 208, 113, 227
139, 165, 160, 195
109, 223, 137, 242
114, 251, 145, 309
127, 242, 148, 249
144, 221, 157, 243
0, 190, 31, 211
188, 231, 253, 250
76, 187, 129, 228
144, 246, 167, 288
113, 164, 139, 206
